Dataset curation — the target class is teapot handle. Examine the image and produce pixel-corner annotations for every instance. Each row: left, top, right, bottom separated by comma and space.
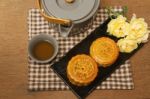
37, 0, 71, 25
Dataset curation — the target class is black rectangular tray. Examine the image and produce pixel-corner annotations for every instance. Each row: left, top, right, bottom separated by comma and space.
51, 19, 143, 99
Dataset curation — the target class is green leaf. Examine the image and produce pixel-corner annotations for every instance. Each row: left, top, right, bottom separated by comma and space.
106, 6, 128, 18
122, 6, 128, 16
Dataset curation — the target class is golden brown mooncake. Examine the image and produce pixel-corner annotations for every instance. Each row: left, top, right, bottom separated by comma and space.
67, 54, 98, 86
90, 37, 119, 67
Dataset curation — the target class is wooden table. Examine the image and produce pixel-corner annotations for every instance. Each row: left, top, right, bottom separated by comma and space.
0, 0, 150, 99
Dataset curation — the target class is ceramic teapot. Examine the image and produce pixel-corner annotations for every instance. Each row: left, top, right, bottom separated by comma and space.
37, 0, 100, 37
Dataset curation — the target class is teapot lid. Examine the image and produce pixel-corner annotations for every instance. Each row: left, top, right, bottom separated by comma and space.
42, 0, 98, 22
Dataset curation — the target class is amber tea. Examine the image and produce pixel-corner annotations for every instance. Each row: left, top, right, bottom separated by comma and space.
32, 41, 55, 61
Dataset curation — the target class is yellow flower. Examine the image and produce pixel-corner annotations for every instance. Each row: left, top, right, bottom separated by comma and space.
117, 38, 138, 53
107, 15, 130, 38
108, 14, 149, 53
127, 14, 150, 43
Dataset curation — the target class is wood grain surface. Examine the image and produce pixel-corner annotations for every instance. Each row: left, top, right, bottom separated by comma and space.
0, 0, 150, 99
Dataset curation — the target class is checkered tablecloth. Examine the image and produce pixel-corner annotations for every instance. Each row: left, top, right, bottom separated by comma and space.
28, 6, 134, 91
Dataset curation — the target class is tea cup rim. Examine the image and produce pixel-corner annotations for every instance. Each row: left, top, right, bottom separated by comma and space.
28, 34, 59, 63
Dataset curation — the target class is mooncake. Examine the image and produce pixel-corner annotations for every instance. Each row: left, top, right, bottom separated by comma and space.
90, 37, 119, 67
67, 54, 98, 86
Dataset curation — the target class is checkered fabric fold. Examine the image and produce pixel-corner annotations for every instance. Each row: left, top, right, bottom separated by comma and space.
28, 6, 134, 91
